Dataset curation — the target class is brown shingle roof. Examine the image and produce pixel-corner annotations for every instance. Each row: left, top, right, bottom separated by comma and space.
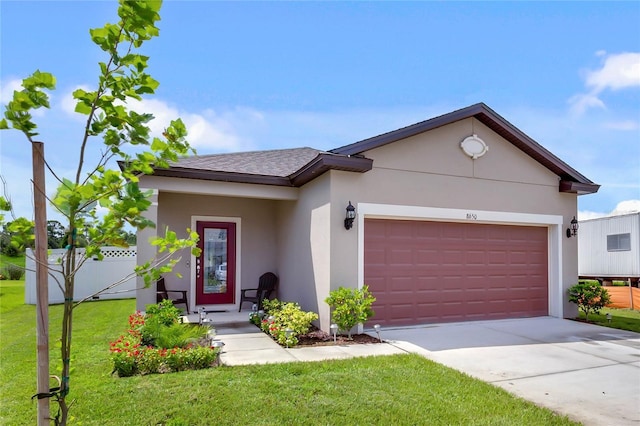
151, 147, 373, 187
172, 147, 323, 177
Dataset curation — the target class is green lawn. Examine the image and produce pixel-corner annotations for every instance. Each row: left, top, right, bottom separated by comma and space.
0, 253, 26, 268
0, 280, 579, 426
577, 306, 640, 333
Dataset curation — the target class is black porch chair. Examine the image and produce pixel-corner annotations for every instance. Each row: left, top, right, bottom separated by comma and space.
238, 272, 278, 312
156, 277, 190, 313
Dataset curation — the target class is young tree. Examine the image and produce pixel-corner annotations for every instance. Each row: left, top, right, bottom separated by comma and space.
0, 1, 199, 424
568, 282, 612, 322
325, 286, 376, 339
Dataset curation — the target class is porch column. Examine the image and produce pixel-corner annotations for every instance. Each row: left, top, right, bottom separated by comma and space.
136, 188, 158, 311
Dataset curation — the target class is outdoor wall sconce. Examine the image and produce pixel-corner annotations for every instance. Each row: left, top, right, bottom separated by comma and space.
344, 201, 356, 230
566, 216, 579, 238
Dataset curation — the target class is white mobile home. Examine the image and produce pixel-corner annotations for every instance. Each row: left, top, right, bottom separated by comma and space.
578, 212, 640, 285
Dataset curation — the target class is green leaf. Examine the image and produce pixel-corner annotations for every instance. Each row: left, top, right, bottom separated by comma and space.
75, 101, 93, 115
150, 138, 166, 151
0, 119, 8, 130
22, 70, 56, 90
0, 196, 11, 211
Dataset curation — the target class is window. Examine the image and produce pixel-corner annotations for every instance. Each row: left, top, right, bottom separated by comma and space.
607, 233, 631, 251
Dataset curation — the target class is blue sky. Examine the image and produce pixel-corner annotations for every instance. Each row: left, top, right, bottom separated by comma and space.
1, 1, 639, 222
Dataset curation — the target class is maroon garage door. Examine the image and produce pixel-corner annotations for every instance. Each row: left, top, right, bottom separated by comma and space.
365, 219, 548, 326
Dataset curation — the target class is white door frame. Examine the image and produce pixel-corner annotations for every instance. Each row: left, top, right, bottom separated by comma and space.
191, 215, 242, 312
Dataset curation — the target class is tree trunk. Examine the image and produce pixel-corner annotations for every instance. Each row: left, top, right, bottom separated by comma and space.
57, 231, 76, 426
33, 142, 50, 425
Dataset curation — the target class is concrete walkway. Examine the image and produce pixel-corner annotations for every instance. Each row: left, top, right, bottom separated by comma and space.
200, 313, 640, 426
212, 317, 406, 366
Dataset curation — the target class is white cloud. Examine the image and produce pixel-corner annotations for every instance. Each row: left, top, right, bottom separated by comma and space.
567, 93, 606, 116
578, 210, 608, 221
611, 199, 640, 215
0, 79, 23, 104
569, 52, 640, 115
59, 89, 250, 151
585, 52, 640, 92
579, 199, 640, 221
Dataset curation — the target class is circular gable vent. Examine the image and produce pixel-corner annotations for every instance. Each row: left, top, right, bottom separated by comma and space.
460, 134, 488, 159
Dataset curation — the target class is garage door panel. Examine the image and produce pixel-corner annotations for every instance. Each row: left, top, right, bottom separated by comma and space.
365, 219, 548, 326
389, 249, 414, 265
488, 251, 509, 265
465, 251, 486, 265
416, 249, 440, 266
365, 247, 386, 265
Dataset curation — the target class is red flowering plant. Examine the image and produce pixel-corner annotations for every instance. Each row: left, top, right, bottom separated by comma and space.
109, 302, 220, 377
109, 333, 143, 377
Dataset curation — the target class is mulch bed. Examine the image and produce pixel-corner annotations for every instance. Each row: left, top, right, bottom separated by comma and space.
295, 326, 381, 347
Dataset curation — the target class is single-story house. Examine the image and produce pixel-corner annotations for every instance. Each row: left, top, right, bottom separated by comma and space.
135, 103, 600, 330
578, 212, 640, 285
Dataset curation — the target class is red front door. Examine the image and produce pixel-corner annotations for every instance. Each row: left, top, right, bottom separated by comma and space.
195, 221, 236, 305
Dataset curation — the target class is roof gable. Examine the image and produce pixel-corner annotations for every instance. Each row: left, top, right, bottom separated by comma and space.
330, 103, 599, 194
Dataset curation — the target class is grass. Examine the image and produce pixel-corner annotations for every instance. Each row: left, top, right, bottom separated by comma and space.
577, 306, 640, 333
0, 252, 26, 268
0, 280, 580, 426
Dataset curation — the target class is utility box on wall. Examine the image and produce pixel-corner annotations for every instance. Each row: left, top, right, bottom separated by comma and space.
25, 247, 138, 305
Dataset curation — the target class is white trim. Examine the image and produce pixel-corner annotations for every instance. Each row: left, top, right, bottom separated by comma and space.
356, 203, 564, 322
190, 215, 242, 312
142, 175, 298, 200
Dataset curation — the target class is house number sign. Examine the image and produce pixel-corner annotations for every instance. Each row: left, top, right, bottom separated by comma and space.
466, 213, 478, 220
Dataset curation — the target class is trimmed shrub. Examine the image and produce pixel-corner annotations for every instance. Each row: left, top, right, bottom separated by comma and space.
3, 263, 24, 280
325, 285, 376, 338
568, 282, 611, 322
261, 299, 318, 347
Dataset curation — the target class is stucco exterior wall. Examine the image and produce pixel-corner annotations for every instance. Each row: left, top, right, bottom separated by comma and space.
322, 117, 580, 323
136, 189, 159, 311
276, 173, 332, 327
148, 192, 278, 311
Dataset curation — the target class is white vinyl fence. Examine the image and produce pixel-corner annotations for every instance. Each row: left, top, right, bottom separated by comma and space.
25, 247, 137, 305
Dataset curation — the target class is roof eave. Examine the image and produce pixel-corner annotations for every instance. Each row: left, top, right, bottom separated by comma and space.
330, 103, 486, 156
151, 167, 294, 187
559, 180, 601, 195
289, 153, 373, 187
144, 153, 373, 188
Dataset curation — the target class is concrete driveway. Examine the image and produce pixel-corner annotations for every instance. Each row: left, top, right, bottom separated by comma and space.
378, 317, 640, 426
